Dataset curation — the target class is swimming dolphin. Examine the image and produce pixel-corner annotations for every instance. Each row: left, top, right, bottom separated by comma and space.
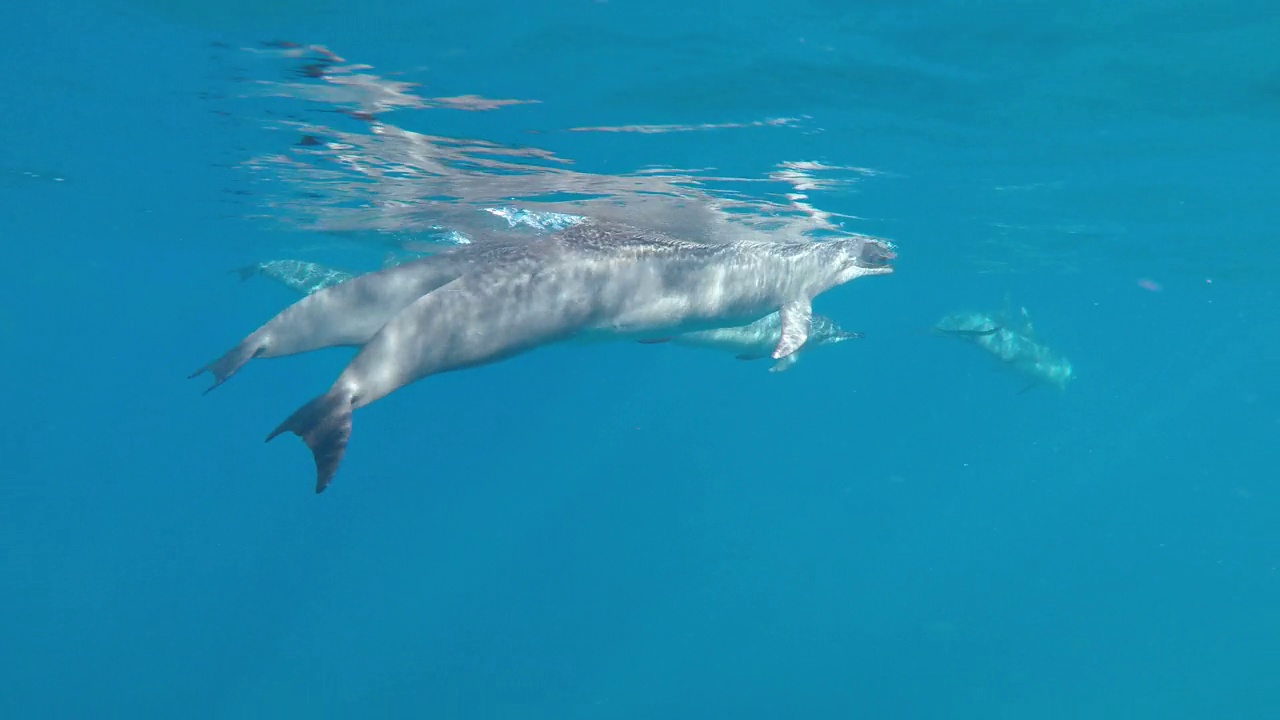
189, 236, 545, 394
232, 255, 865, 372
232, 252, 423, 296
233, 259, 355, 295
638, 313, 864, 372
260, 221, 896, 492
933, 300, 1074, 392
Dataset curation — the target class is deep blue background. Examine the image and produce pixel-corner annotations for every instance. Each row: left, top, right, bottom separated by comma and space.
2, 1, 1278, 717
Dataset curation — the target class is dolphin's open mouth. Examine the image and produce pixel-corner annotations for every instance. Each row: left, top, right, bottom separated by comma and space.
857, 240, 897, 268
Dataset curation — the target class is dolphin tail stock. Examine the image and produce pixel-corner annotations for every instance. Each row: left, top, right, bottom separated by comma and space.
266, 385, 355, 494
188, 335, 267, 395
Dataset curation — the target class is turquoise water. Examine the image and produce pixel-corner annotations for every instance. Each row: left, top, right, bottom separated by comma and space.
3, 0, 1278, 717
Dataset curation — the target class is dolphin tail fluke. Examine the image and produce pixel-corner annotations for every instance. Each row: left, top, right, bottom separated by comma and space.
188, 337, 266, 394
266, 386, 353, 494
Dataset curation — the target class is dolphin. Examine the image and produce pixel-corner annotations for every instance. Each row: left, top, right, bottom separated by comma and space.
259, 221, 896, 492
233, 259, 355, 295
189, 236, 546, 394
231, 254, 865, 372
933, 299, 1075, 392
637, 313, 864, 372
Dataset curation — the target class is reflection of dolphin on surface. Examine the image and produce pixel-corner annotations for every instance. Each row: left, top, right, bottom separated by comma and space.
638, 313, 863, 372
197, 221, 897, 492
233, 254, 865, 373
933, 299, 1075, 393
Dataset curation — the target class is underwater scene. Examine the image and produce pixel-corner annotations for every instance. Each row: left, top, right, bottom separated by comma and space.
2, 0, 1278, 717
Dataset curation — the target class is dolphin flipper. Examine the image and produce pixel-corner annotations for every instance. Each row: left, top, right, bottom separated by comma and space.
769, 354, 800, 373
773, 299, 812, 359
935, 326, 1001, 338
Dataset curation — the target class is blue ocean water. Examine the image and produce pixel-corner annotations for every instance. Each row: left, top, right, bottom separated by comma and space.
2, 0, 1278, 717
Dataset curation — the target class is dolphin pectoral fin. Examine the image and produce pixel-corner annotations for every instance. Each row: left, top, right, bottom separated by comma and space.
1016, 306, 1036, 338
773, 300, 812, 360
769, 354, 800, 373
266, 386, 354, 494
637, 337, 673, 344
836, 330, 865, 341
935, 326, 1002, 338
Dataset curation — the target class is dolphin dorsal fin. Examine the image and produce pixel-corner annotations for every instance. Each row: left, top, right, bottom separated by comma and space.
773, 299, 812, 360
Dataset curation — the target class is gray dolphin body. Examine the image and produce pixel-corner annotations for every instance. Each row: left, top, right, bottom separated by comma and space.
235, 255, 864, 372
933, 304, 1075, 391
190, 236, 543, 393
639, 313, 863, 372
260, 221, 895, 492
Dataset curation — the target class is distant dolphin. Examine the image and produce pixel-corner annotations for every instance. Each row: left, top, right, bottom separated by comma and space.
233, 259, 355, 295
638, 313, 864, 372
247, 221, 895, 492
233, 255, 865, 372
232, 252, 419, 296
933, 300, 1075, 392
